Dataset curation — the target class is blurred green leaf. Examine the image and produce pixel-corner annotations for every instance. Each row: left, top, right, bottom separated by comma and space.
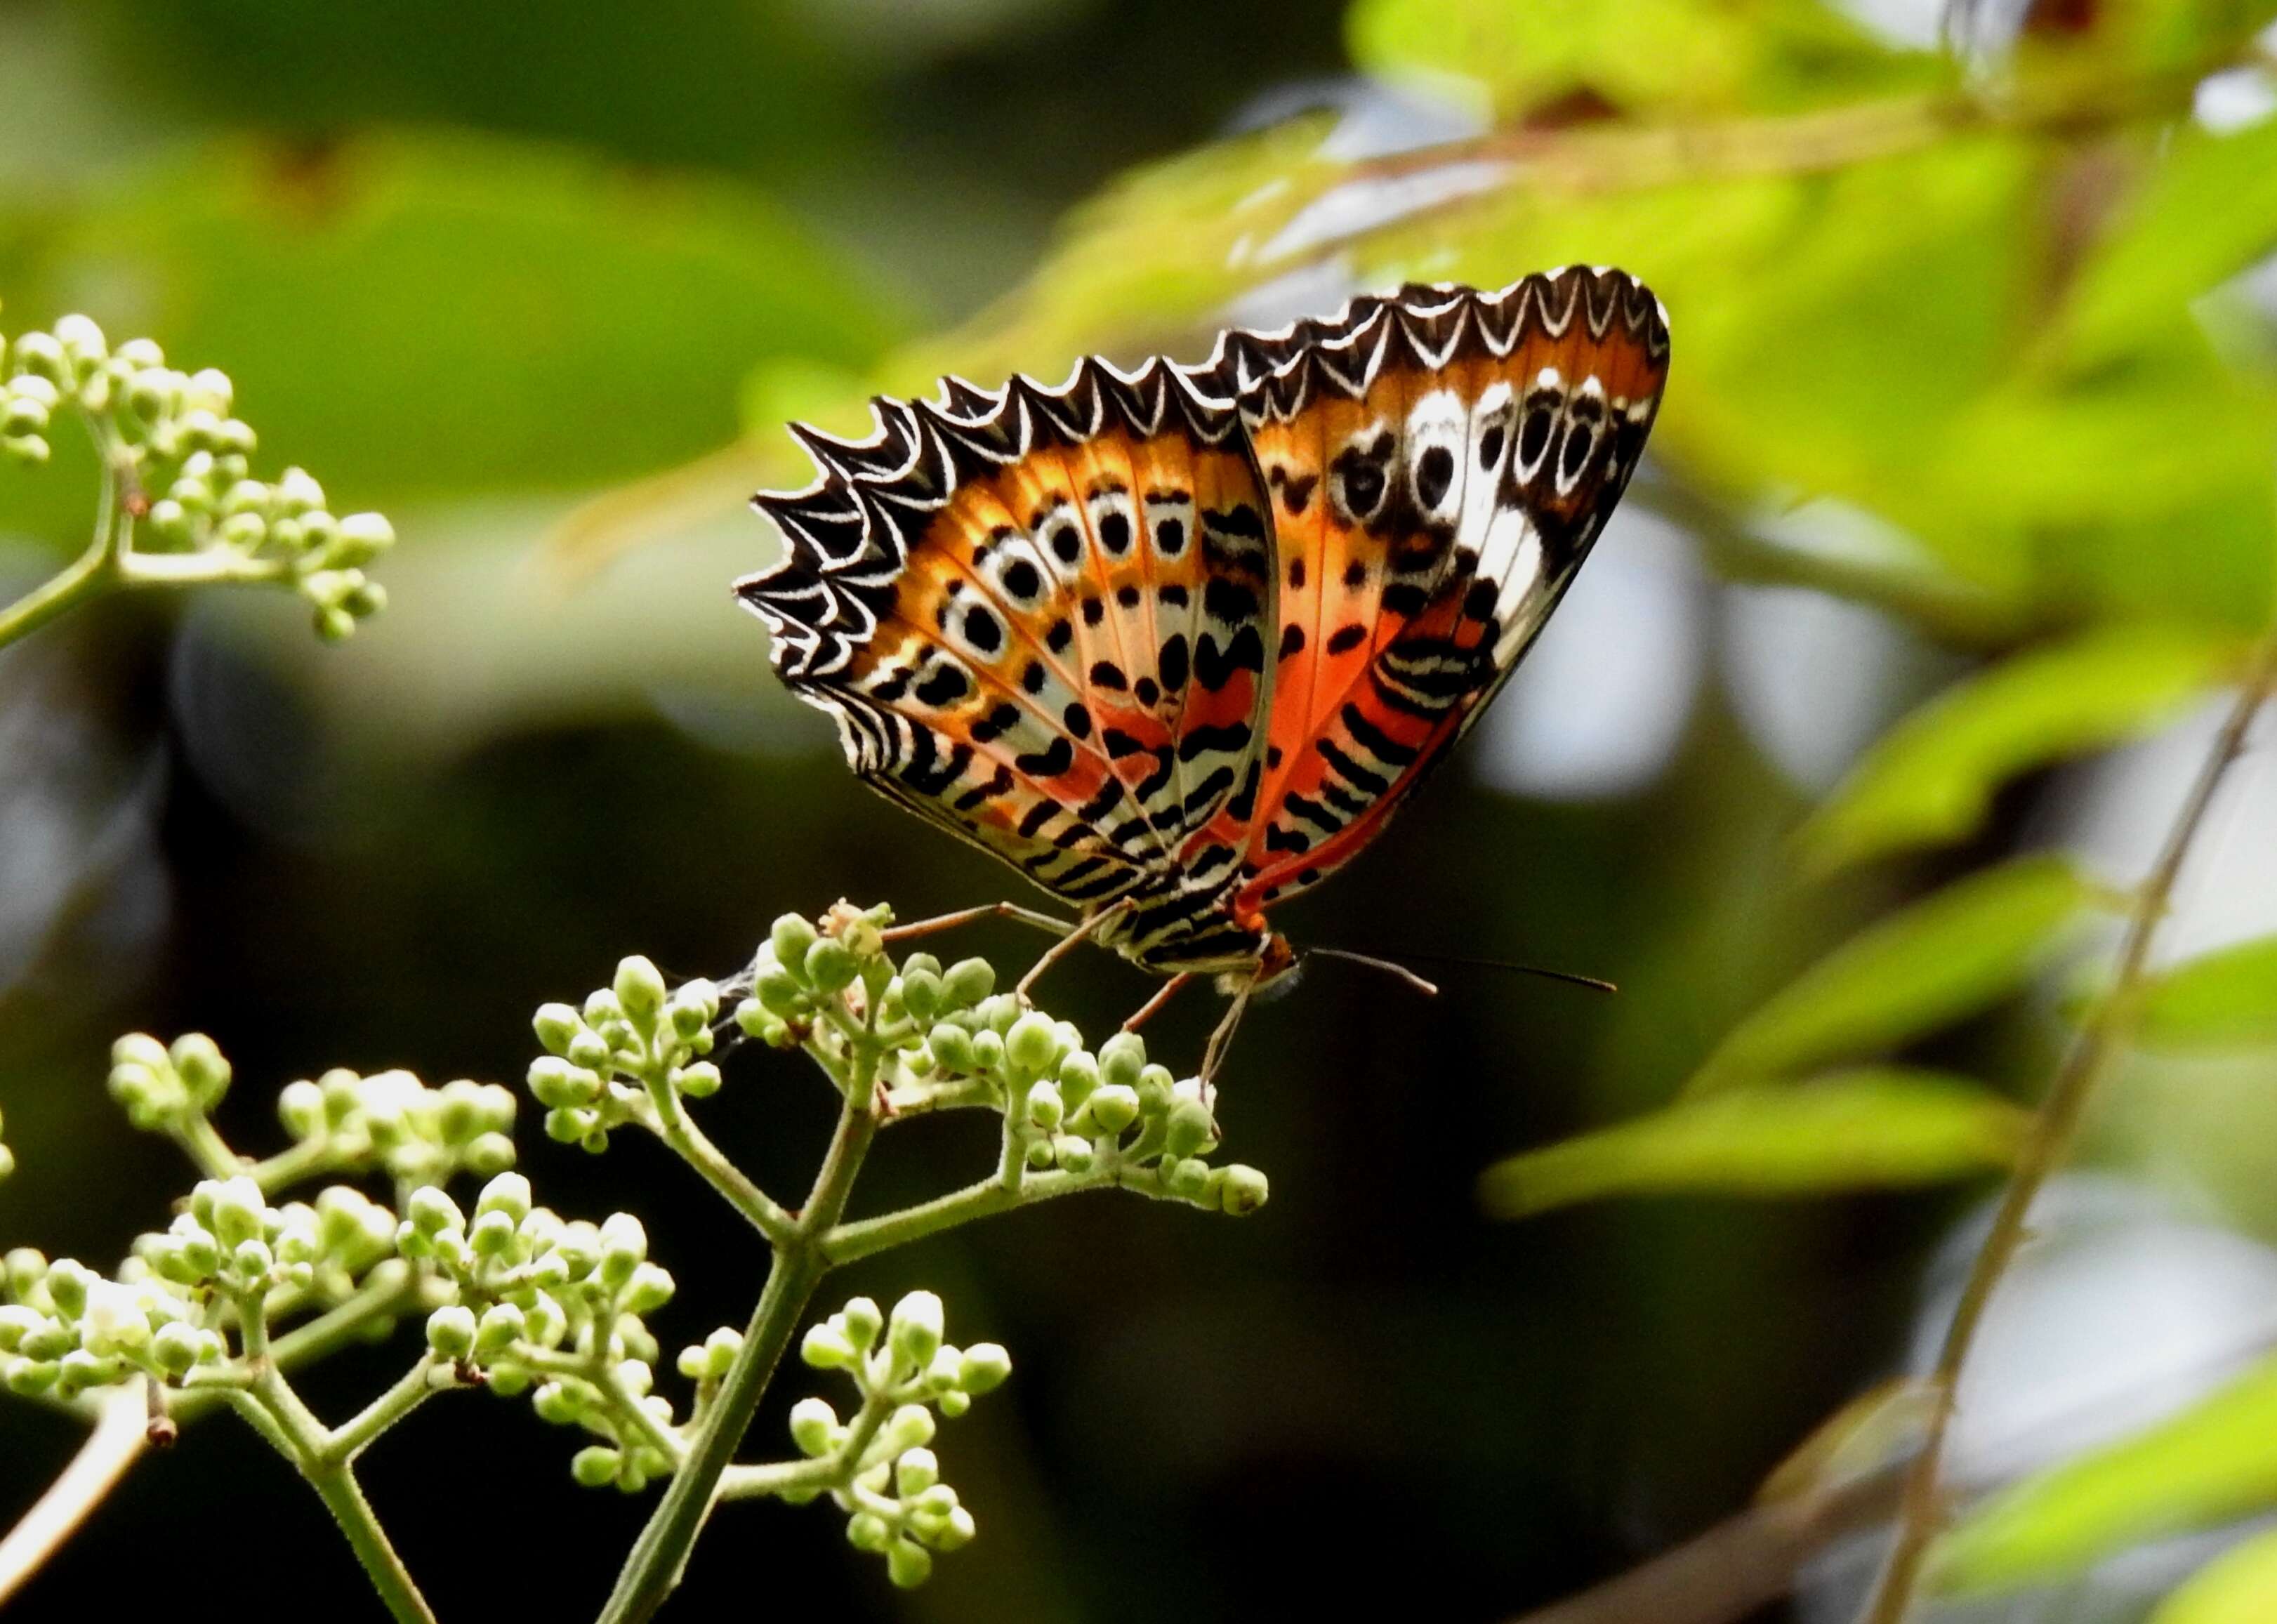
1347, 0, 1920, 119
1479, 1070, 2023, 1218
2057, 112, 2277, 372
0, 133, 905, 528
1689, 855, 2092, 1094
2137, 936, 2277, 1051
1939, 1352, 2277, 1595
1800, 624, 2235, 873
2151, 1523, 2277, 1624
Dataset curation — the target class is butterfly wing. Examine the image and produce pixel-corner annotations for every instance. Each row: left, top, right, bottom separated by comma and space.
1231, 268, 1670, 912
737, 355, 1277, 921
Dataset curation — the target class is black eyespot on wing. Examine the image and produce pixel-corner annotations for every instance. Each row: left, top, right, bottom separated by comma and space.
1326, 623, 1368, 655
1479, 423, 1505, 470
1046, 619, 1074, 654
1518, 399, 1557, 470
1001, 558, 1042, 600
963, 605, 1002, 654
1063, 702, 1093, 739
1154, 517, 1186, 555
1559, 423, 1595, 482
915, 666, 969, 707
1157, 634, 1189, 692
1081, 596, 1105, 626
969, 702, 1019, 744
1021, 661, 1046, 694
1415, 445, 1455, 510
1099, 512, 1133, 555
1463, 578, 1500, 621
1135, 675, 1159, 707
1116, 584, 1140, 608
1203, 578, 1260, 625
1047, 522, 1082, 565
1287, 558, 1306, 590
1089, 660, 1128, 691
1157, 583, 1189, 608
1279, 623, 1306, 660
1015, 735, 1074, 777
1342, 559, 1368, 589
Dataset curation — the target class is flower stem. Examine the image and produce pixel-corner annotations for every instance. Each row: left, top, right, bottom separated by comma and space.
1860, 635, 2277, 1624
598, 1067, 881, 1624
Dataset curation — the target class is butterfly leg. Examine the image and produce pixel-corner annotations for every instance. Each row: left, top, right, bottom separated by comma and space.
1014, 899, 1135, 1003
1120, 972, 1194, 1034
880, 901, 1077, 945
1199, 978, 1257, 1086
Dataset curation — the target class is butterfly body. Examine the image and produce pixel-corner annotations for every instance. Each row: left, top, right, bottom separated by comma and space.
739, 270, 1669, 984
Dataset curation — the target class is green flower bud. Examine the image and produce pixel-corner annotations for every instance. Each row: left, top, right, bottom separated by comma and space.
1025, 1081, 1064, 1131
475, 1171, 533, 1224
210, 1178, 266, 1250
846, 1511, 892, 1553
532, 1003, 583, 1055
1005, 1012, 1060, 1076
527, 1057, 602, 1109
11, 331, 65, 381
937, 1388, 970, 1418
613, 956, 667, 1024
1024, 1138, 1055, 1170
804, 937, 857, 994
1057, 1051, 1100, 1107
671, 1061, 722, 1099
474, 1304, 525, 1361
1087, 1084, 1140, 1135
968, 1030, 1005, 1073
1165, 1158, 1210, 1200
408, 1186, 464, 1237
543, 1107, 590, 1144
926, 1025, 976, 1074
4, 1358, 60, 1397
1098, 1031, 1147, 1091
770, 913, 819, 970
598, 1215, 647, 1290
887, 1538, 934, 1588
900, 970, 943, 1021
1137, 1064, 1175, 1114
572, 1446, 620, 1488
958, 1343, 1011, 1394
331, 512, 394, 563
801, 1322, 856, 1369
977, 994, 1022, 1035
277, 1080, 324, 1140
883, 1402, 937, 1457
468, 1209, 517, 1257
464, 1131, 515, 1177
228, 1238, 272, 1279
1214, 1164, 1270, 1215
889, 1292, 944, 1371
1053, 1135, 1094, 1174
788, 1396, 837, 1457
425, 1306, 476, 1361
941, 957, 994, 1008
896, 1447, 939, 1496
936, 1505, 977, 1551
1163, 1099, 1217, 1160
565, 1028, 612, 1071
168, 1033, 230, 1109
623, 1262, 675, 1314
151, 1320, 206, 1378
840, 1296, 883, 1352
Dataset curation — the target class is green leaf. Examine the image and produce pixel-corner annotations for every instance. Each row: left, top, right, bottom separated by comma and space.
2057, 114, 2277, 372
1800, 625, 2233, 873
1939, 1353, 2277, 1595
1477, 1070, 2024, 1219
1689, 855, 2092, 1095
2152, 1524, 2277, 1624
2137, 937, 2277, 1051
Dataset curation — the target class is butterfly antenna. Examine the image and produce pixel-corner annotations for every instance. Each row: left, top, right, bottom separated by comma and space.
1307, 947, 1441, 998
1319, 946, 1618, 995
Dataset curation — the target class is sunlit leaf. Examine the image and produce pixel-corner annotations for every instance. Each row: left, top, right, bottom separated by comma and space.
1479, 1070, 2024, 1218
1688, 855, 2092, 1095
2151, 1523, 2277, 1624
2137, 937, 2277, 1051
1347, 0, 1920, 119
2057, 112, 2277, 372
1800, 624, 2236, 873
1938, 1353, 2277, 1595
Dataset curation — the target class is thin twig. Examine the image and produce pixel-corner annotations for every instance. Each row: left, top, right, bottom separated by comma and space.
0, 1383, 148, 1609
1859, 635, 2277, 1624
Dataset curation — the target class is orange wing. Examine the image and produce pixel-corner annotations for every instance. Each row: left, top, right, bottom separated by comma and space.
1229, 270, 1670, 913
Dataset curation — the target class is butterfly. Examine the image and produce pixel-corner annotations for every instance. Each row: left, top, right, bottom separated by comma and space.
737, 268, 1669, 1002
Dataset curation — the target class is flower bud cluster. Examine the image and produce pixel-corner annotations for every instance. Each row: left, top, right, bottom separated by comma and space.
275, 1066, 517, 1187
0, 310, 396, 639
107, 1031, 232, 1134
787, 1290, 1008, 1586
736, 908, 1267, 1215
0, 1179, 400, 1401
730, 905, 894, 1053
404, 1173, 680, 1493
527, 957, 720, 1153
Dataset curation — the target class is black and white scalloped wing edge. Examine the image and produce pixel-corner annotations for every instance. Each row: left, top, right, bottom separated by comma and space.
734, 267, 1668, 692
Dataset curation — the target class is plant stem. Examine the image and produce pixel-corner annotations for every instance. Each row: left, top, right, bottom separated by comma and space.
822, 1162, 1165, 1267
303, 1460, 437, 1624
1859, 637, 2277, 1624
598, 1065, 881, 1624
647, 1092, 795, 1245
324, 1357, 440, 1465
0, 1382, 149, 1609
0, 534, 115, 652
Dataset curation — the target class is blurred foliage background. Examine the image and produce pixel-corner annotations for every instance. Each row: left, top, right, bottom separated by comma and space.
6, 0, 2277, 1618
